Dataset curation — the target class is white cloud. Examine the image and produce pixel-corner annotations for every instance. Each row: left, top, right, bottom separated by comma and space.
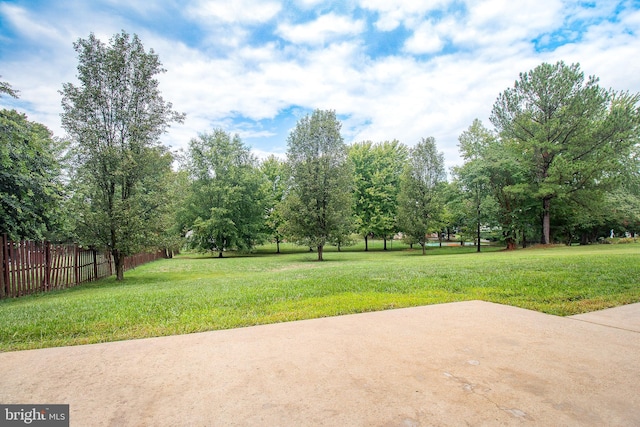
186, 0, 281, 23
0, 3, 69, 45
277, 13, 365, 45
358, 0, 449, 31
403, 19, 445, 54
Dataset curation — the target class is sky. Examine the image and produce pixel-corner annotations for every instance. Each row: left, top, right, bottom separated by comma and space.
1, 0, 639, 170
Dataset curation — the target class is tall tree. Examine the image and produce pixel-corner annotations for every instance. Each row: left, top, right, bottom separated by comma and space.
260, 155, 288, 253
453, 119, 499, 252
491, 61, 640, 244
0, 109, 65, 240
349, 141, 376, 250
281, 109, 353, 261
350, 140, 407, 250
469, 134, 537, 250
60, 31, 184, 280
179, 130, 268, 257
397, 137, 446, 254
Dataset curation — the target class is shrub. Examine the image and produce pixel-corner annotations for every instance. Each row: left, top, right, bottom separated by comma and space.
617, 237, 637, 244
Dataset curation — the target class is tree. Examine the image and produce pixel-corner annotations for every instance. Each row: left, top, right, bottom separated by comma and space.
60, 31, 184, 280
491, 61, 640, 244
0, 109, 65, 240
349, 141, 376, 250
397, 137, 447, 254
453, 119, 499, 252
280, 109, 353, 261
155, 169, 190, 257
260, 155, 288, 253
477, 136, 536, 250
349, 140, 407, 250
179, 130, 268, 257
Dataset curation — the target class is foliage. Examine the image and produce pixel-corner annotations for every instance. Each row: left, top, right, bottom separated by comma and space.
490, 61, 640, 244
60, 31, 184, 280
350, 140, 407, 250
155, 169, 189, 255
260, 155, 288, 253
68, 145, 175, 249
280, 109, 354, 261
397, 137, 447, 254
452, 119, 500, 251
0, 109, 66, 240
179, 130, 268, 256
0, 76, 19, 99
1, 244, 638, 351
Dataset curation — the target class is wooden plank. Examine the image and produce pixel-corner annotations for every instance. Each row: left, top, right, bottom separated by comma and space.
26, 241, 33, 294
50, 245, 58, 289
16, 241, 22, 296
93, 249, 98, 282
1, 234, 6, 298
7, 240, 14, 297
18, 241, 25, 295
44, 241, 51, 291
74, 244, 79, 287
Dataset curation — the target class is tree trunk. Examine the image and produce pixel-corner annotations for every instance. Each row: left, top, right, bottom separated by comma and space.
218, 251, 223, 258
113, 250, 124, 281
476, 215, 481, 253
421, 242, 426, 255
276, 238, 280, 254
383, 237, 387, 250
364, 235, 368, 251
542, 197, 551, 244
506, 237, 517, 250
580, 233, 589, 245
317, 245, 324, 261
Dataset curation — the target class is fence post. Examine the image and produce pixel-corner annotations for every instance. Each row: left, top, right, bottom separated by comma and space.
44, 241, 51, 291
74, 244, 79, 287
93, 249, 98, 282
1, 234, 7, 298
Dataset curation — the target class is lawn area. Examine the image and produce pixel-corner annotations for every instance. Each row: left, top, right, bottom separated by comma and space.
1, 243, 639, 351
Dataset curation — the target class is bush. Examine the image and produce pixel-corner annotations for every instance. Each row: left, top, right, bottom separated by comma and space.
617, 237, 637, 244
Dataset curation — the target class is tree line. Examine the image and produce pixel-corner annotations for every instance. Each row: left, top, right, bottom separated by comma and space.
2, 32, 639, 277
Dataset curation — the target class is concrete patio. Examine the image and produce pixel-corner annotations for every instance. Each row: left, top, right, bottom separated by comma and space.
1, 300, 639, 426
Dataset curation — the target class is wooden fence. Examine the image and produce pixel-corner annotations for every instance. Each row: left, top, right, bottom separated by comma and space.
0, 235, 167, 298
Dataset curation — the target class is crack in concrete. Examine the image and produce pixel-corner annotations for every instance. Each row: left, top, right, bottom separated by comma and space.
443, 371, 534, 421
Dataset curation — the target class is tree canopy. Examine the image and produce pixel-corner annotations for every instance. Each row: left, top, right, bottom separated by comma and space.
60, 31, 184, 280
0, 109, 65, 240
281, 109, 353, 261
452, 119, 499, 251
491, 61, 640, 244
397, 137, 446, 254
260, 155, 288, 254
179, 130, 268, 256
350, 140, 407, 250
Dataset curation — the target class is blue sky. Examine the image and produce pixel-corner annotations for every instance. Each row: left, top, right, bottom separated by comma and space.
1, 0, 639, 168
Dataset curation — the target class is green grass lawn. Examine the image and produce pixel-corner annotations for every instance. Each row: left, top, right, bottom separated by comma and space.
1, 242, 639, 351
